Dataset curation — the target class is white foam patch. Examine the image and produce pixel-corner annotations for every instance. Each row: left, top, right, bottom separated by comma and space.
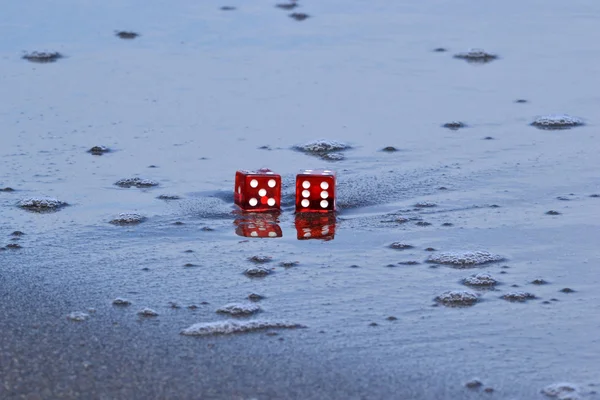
435, 290, 479, 307
180, 320, 305, 336
293, 139, 351, 154
463, 273, 497, 287
501, 292, 536, 302
428, 251, 504, 267
67, 311, 90, 321
112, 297, 132, 306
454, 48, 497, 61
109, 213, 146, 225
17, 197, 68, 211
244, 266, 271, 277
138, 307, 159, 317
531, 114, 584, 129
114, 177, 159, 188
541, 383, 580, 399
320, 152, 345, 161
216, 302, 261, 316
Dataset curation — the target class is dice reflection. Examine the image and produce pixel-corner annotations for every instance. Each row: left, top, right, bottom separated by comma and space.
294, 213, 336, 241
234, 214, 282, 238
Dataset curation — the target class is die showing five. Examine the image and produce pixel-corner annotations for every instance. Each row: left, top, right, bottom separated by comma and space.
234, 169, 281, 212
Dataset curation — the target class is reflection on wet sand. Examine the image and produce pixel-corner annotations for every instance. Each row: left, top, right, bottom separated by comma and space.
234, 213, 283, 238
295, 213, 336, 241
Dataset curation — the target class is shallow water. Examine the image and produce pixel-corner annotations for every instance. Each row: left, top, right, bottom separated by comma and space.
1, 0, 600, 399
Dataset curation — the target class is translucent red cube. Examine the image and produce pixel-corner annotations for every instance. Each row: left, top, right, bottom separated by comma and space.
295, 169, 336, 212
295, 214, 336, 240
234, 169, 281, 212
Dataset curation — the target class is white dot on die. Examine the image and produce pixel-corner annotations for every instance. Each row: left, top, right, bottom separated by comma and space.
320, 181, 329, 190
250, 179, 258, 188
302, 181, 311, 189
302, 190, 310, 198
268, 179, 276, 188
268, 231, 277, 237
301, 199, 310, 207
250, 231, 258, 237
249, 198, 258, 206
320, 200, 329, 208
237, 186, 241, 194
320, 191, 329, 199
267, 198, 276, 206
304, 232, 311, 238
258, 189, 267, 197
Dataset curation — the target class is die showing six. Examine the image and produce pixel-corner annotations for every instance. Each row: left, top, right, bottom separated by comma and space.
295, 169, 336, 212
234, 168, 281, 212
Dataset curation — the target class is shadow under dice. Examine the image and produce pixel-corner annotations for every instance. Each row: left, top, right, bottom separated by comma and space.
295, 169, 336, 213
235, 169, 281, 212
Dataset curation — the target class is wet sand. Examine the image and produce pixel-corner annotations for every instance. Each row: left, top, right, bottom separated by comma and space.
2, 0, 600, 399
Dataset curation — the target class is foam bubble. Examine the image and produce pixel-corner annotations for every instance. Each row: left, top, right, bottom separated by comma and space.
244, 266, 271, 277
463, 273, 498, 287
293, 139, 351, 154
531, 115, 584, 130
442, 121, 467, 130
541, 382, 580, 399
138, 308, 159, 317
109, 213, 146, 225
501, 292, 536, 302
17, 197, 68, 212
453, 49, 498, 63
216, 302, 261, 316
22, 51, 63, 63
427, 251, 505, 267
435, 290, 479, 307
67, 311, 90, 321
112, 298, 132, 306
320, 152, 345, 161
180, 320, 305, 336
114, 177, 159, 188
87, 145, 110, 155
248, 255, 272, 264
388, 242, 414, 250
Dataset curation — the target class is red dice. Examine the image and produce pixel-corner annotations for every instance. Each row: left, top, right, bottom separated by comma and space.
235, 169, 281, 212
295, 169, 336, 212
234, 217, 282, 238
295, 214, 336, 240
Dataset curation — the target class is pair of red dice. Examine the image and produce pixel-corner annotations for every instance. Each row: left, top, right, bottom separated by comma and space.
234, 168, 336, 213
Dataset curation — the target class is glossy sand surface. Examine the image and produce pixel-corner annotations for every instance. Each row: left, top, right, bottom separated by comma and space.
1, 1, 600, 399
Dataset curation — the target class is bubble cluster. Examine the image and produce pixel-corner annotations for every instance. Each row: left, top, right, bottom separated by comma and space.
244, 266, 271, 277
17, 197, 68, 212
216, 303, 261, 316
462, 273, 498, 287
67, 311, 90, 321
453, 48, 498, 63
427, 251, 505, 267
435, 290, 479, 307
114, 178, 159, 188
109, 213, 146, 225
541, 382, 580, 399
531, 115, 585, 130
22, 51, 63, 63
180, 320, 305, 336
293, 139, 351, 161
501, 292, 536, 302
